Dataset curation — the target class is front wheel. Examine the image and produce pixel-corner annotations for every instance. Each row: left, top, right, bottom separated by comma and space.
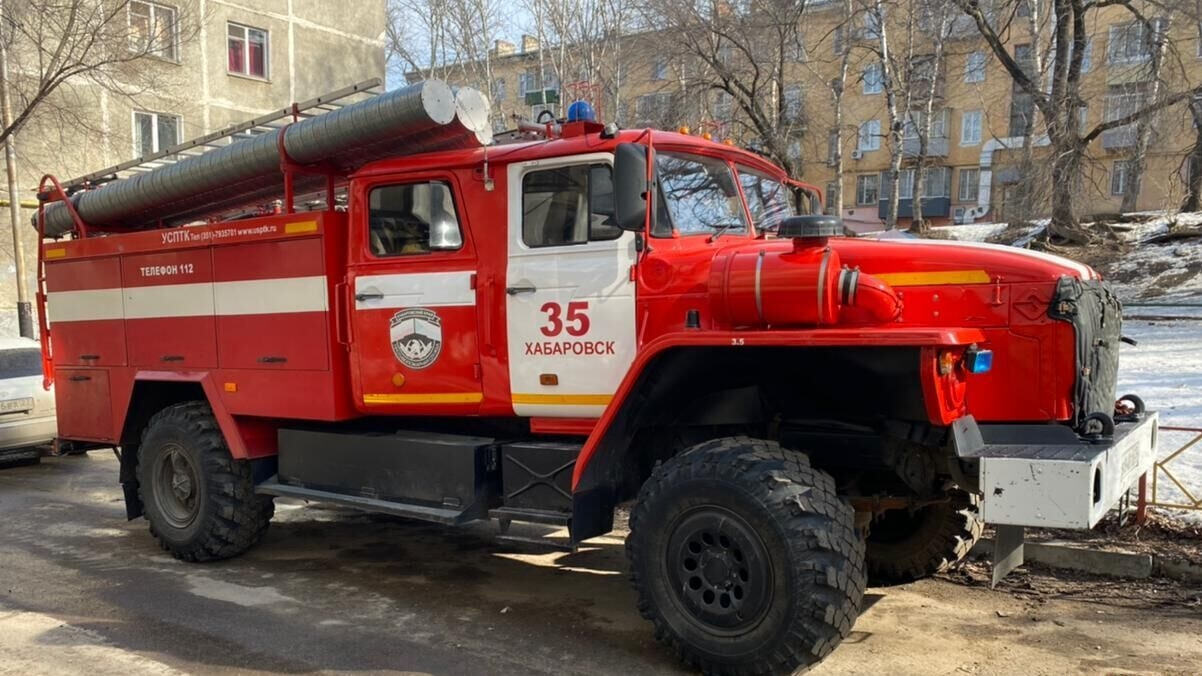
137, 402, 273, 562
627, 437, 866, 675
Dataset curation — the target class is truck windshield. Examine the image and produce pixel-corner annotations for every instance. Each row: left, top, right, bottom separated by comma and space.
654, 152, 747, 238
737, 167, 794, 233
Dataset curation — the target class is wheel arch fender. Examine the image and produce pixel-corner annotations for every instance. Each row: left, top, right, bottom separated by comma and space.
569, 330, 985, 542
116, 372, 277, 520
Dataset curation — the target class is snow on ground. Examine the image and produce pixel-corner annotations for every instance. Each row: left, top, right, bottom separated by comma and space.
1118, 310, 1202, 518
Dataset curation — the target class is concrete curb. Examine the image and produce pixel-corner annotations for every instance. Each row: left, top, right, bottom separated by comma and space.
970, 538, 1202, 582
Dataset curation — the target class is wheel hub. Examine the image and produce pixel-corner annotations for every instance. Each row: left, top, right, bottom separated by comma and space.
666, 507, 773, 633
154, 445, 200, 529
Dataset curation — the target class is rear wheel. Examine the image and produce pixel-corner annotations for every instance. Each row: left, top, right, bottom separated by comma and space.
627, 437, 865, 675
137, 402, 273, 562
865, 490, 982, 584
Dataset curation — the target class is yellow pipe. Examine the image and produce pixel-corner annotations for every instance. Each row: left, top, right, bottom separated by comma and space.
0, 198, 37, 208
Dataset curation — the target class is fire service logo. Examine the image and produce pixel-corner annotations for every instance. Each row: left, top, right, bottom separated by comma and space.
390, 308, 442, 370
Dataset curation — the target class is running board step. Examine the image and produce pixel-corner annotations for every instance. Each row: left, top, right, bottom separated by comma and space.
490, 507, 576, 552
490, 506, 571, 527
257, 477, 470, 525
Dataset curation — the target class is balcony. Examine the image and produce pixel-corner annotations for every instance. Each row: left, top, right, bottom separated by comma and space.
1102, 125, 1137, 149
878, 196, 951, 219
524, 88, 560, 105
902, 135, 949, 157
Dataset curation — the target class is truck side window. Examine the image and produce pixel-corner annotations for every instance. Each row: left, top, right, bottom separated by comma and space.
368, 181, 463, 256
522, 163, 620, 247
654, 152, 748, 237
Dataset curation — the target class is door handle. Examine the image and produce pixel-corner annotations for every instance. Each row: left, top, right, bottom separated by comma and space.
506, 284, 537, 295
354, 291, 384, 302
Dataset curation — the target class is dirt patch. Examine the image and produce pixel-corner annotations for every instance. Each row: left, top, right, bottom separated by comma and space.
1020, 509, 1202, 564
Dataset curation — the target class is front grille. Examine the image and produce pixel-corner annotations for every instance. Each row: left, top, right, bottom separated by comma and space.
1049, 276, 1122, 432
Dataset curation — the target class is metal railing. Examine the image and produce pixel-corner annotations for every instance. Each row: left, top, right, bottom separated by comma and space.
1137, 426, 1202, 520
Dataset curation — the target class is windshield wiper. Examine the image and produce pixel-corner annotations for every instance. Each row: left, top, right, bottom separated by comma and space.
709, 221, 740, 241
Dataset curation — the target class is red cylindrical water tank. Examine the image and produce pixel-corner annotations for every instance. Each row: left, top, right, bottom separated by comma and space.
709, 241, 844, 327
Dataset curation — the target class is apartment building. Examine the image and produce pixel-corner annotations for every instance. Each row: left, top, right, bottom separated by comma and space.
460, 3, 1201, 229
2, 0, 386, 336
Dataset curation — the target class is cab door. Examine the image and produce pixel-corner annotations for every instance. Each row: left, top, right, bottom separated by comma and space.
348, 177, 482, 411
505, 154, 638, 418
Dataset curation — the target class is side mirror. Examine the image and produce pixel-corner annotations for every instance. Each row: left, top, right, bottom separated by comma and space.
614, 143, 649, 232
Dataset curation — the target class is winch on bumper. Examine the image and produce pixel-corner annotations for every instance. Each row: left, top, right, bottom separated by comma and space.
951, 412, 1159, 583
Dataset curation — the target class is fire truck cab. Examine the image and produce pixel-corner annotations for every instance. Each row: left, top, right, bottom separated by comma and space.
36, 83, 1158, 676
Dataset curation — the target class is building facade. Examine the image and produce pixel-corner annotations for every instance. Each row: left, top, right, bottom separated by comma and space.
462, 2, 1201, 231
2, 0, 387, 336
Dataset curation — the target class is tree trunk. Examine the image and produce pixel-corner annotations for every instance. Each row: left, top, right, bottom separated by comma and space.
1182, 103, 1202, 211
1047, 140, 1089, 244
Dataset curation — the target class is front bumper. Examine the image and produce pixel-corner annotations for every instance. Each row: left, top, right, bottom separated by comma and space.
954, 413, 1158, 529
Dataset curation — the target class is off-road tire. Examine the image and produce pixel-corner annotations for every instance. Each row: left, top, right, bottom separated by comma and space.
865, 490, 982, 584
626, 437, 866, 676
137, 401, 273, 562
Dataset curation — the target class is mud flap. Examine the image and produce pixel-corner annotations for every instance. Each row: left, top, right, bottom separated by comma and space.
991, 524, 1025, 588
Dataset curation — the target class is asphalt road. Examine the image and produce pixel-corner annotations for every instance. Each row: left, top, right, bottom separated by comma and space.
2, 453, 1200, 676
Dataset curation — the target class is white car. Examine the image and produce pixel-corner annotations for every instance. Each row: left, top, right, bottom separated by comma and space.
0, 337, 55, 466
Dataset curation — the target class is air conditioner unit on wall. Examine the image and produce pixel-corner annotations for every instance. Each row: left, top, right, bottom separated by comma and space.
851, 149, 863, 160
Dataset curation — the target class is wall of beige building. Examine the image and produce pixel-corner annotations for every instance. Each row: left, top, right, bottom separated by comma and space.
471, 3, 1202, 229
1, 0, 386, 337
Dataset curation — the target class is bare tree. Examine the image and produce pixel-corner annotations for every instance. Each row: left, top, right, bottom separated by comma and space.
954, 0, 1202, 242
1182, 96, 1202, 210
386, 0, 452, 82
1, 0, 198, 337
872, 1, 918, 229
910, 0, 956, 232
523, 0, 636, 124
638, 0, 812, 180
804, 0, 859, 216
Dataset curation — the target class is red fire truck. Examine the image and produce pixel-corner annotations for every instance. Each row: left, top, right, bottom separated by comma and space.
35, 81, 1157, 674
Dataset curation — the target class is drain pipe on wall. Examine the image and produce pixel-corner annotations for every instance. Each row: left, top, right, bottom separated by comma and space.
966, 135, 1050, 223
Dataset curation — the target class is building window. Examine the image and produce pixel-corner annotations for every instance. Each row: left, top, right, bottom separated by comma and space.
961, 110, 983, 145
1077, 104, 1089, 134
652, 58, 668, 81
1110, 160, 1132, 196
857, 119, 881, 151
918, 167, 951, 198
863, 62, 883, 94
1080, 39, 1093, 72
713, 91, 733, 121
964, 51, 986, 83
1009, 93, 1034, 137
518, 71, 537, 96
896, 169, 915, 199
133, 111, 180, 157
958, 167, 980, 202
369, 182, 463, 256
635, 93, 673, 125
825, 181, 838, 210
827, 130, 839, 165
862, 10, 883, 40
228, 23, 269, 78
783, 85, 802, 121
1108, 21, 1154, 65
833, 25, 846, 55
129, 1, 178, 61
1103, 84, 1148, 146
856, 174, 879, 205
492, 78, 506, 103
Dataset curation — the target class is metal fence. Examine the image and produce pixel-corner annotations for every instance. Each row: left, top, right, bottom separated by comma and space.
1136, 426, 1202, 521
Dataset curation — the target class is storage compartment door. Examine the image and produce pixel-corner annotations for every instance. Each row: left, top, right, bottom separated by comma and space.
213, 237, 330, 371
54, 368, 114, 442
123, 250, 217, 368
44, 257, 126, 366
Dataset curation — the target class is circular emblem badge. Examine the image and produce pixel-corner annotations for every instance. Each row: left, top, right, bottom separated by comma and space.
389, 308, 443, 370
